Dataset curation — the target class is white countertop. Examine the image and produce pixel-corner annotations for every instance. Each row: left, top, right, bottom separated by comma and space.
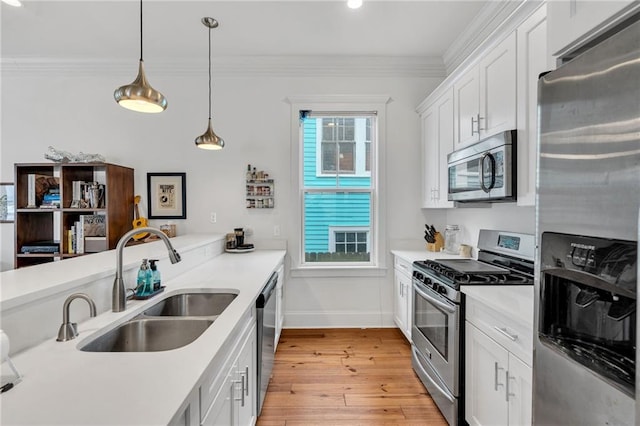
461, 285, 534, 328
391, 249, 466, 263
0, 249, 285, 425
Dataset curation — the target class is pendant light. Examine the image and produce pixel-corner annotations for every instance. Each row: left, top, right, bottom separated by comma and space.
114, 0, 167, 113
195, 17, 225, 150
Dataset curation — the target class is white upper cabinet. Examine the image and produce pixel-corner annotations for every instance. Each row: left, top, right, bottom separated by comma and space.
420, 87, 455, 208
454, 32, 517, 149
479, 32, 517, 138
516, 4, 550, 206
453, 67, 481, 148
548, 0, 640, 58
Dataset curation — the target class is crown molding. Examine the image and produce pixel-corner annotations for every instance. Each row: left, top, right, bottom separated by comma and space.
0, 55, 446, 79
443, 0, 534, 75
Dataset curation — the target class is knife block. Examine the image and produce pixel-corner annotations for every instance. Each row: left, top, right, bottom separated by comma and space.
427, 232, 444, 252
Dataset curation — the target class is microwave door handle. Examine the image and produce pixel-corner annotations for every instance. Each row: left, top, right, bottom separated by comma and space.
480, 153, 496, 193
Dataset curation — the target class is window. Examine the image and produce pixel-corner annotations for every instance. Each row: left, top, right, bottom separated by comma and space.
288, 95, 389, 274
303, 112, 376, 265
330, 227, 369, 254
317, 118, 370, 177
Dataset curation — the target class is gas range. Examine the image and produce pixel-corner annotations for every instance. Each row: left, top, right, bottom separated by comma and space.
410, 230, 535, 426
412, 231, 535, 303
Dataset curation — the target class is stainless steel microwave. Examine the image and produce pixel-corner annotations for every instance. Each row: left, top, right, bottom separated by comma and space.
447, 130, 516, 203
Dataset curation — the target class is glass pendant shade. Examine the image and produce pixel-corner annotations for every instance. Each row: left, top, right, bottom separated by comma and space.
114, 60, 167, 113
195, 118, 225, 150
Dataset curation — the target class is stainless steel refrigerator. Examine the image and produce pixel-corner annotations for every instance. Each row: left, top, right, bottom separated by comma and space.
535, 16, 639, 426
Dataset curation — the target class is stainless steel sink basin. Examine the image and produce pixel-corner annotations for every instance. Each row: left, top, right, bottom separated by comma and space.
142, 292, 237, 317
80, 318, 213, 352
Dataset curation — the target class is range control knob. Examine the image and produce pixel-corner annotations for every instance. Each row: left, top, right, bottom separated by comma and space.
437, 285, 448, 295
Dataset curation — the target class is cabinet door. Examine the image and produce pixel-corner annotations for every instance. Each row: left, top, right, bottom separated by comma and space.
393, 269, 408, 338
548, 0, 638, 57
465, 322, 509, 426
479, 32, 517, 138
435, 89, 454, 207
516, 5, 549, 206
507, 354, 532, 426
275, 263, 284, 348
202, 373, 234, 426
237, 325, 257, 426
421, 105, 438, 208
454, 66, 480, 148
421, 89, 454, 208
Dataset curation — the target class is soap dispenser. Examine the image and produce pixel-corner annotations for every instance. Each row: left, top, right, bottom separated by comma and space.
136, 259, 153, 297
149, 259, 161, 291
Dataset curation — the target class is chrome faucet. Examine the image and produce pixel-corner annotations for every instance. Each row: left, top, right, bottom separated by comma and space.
112, 226, 182, 312
56, 293, 97, 342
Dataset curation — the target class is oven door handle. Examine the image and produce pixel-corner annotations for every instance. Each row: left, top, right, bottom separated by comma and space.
413, 283, 456, 314
412, 347, 455, 404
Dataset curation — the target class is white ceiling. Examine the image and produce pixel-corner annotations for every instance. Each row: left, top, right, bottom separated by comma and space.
1, 0, 489, 62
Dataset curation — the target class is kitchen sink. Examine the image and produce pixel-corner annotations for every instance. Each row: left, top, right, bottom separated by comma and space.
80, 318, 213, 352
79, 290, 238, 352
142, 292, 237, 318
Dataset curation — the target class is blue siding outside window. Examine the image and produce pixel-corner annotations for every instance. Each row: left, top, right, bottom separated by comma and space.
302, 117, 371, 254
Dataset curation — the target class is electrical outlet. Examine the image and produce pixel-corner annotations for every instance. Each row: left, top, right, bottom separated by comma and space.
273, 225, 280, 236
210, 212, 216, 223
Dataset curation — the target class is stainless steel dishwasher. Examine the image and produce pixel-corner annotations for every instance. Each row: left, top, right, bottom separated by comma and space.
256, 271, 278, 415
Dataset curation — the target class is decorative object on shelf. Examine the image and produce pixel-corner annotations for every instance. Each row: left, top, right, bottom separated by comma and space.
0, 183, 15, 223
44, 146, 105, 163
113, 0, 167, 113
246, 164, 274, 209
147, 172, 186, 219
160, 222, 177, 237
195, 17, 225, 150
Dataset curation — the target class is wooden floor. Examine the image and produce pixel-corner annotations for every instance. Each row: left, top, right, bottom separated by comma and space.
256, 328, 448, 426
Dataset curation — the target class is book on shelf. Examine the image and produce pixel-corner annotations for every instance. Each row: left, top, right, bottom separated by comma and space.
81, 214, 106, 237
27, 174, 59, 208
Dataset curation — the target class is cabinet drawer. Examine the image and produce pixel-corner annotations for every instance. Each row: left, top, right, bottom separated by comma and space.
466, 296, 532, 366
394, 256, 413, 275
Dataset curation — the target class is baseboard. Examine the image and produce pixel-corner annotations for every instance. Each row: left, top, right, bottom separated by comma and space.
284, 310, 395, 329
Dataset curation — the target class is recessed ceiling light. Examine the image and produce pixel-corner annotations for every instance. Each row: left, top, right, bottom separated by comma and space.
2, 0, 23, 7
347, 0, 363, 9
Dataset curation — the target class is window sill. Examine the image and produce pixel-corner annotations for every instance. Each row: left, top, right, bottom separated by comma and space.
290, 265, 388, 278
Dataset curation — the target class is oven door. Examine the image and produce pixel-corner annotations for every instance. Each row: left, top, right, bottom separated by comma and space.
411, 278, 460, 394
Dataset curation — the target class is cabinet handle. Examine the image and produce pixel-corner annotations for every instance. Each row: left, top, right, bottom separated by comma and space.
245, 366, 249, 397
494, 362, 504, 391
471, 116, 477, 135
477, 114, 484, 131
493, 326, 518, 342
506, 371, 516, 402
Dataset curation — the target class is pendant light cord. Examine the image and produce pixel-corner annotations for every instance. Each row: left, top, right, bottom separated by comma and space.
139, 0, 143, 61
208, 26, 212, 120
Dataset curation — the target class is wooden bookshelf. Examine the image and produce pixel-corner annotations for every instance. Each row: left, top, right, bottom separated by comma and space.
14, 162, 134, 268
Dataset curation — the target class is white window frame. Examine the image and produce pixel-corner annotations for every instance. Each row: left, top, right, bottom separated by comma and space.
286, 95, 390, 277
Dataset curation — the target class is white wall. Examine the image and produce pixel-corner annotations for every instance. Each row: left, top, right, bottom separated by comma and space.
0, 66, 440, 327
441, 204, 536, 256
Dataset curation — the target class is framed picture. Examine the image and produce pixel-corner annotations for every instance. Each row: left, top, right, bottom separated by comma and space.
147, 173, 186, 219
0, 183, 15, 223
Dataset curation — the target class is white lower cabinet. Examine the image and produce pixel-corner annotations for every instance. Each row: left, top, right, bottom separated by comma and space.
465, 323, 532, 426
200, 315, 257, 426
275, 263, 285, 350
393, 256, 412, 341
465, 292, 533, 426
